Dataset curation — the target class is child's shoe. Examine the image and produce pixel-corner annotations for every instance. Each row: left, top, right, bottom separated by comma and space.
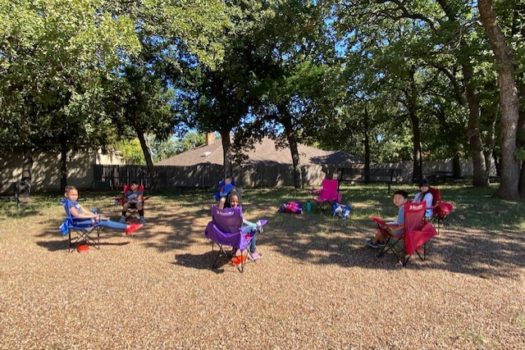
140, 216, 146, 224
249, 251, 262, 261
125, 223, 143, 236
119, 216, 126, 223
365, 238, 384, 249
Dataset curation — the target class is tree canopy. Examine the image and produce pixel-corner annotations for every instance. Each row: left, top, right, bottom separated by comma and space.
1, 0, 524, 199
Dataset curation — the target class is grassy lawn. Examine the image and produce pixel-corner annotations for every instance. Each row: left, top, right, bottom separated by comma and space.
0, 183, 524, 349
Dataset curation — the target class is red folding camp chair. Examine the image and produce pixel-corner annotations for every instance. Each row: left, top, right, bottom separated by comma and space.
115, 184, 149, 222
377, 202, 437, 266
313, 179, 343, 211
428, 187, 454, 233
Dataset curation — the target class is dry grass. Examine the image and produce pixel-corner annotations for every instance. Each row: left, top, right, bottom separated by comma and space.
0, 189, 524, 349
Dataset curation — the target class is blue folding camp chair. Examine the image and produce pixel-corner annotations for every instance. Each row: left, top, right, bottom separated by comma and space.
59, 199, 100, 252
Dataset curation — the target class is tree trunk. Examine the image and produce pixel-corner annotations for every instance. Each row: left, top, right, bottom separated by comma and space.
409, 111, 423, 183
60, 139, 68, 193
363, 107, 371, 183
405, 75, 423, 183
482, 107, 498, 181
437, 0, 489, 187
517, 81, 525, 197
220, 129, 233, 179
21, 149, 33, 183
462, 63, 489, 187
452, 153, 462, 178
283, 118, 302, 189
479, 0, 520, 200
135, 127, 156, 189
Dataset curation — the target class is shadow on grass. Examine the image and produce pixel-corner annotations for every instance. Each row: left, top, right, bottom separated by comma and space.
36, 240, 130, 252
261, 211, 525, 278
21, 186, 525, 279
172, 250, 228, 274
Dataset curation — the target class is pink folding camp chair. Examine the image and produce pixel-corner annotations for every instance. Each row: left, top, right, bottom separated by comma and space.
313, 179, 342, 210
377, 202, 438, 266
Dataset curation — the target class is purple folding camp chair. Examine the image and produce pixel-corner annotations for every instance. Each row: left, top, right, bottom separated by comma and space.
204, 205, 253, 272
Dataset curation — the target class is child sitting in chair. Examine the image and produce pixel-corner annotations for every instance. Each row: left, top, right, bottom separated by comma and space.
366, 190, 408, 249
216, 177, 235, 209
65, 186, 142, 235
225, 190, 263, 262
119, 181, 145, 223
413, 179, 433, 219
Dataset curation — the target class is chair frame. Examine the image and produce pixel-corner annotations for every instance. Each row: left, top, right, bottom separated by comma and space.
313, 179, 343, 212
428, 187, 452, 234
205, 206, 253, 273
116, 184, 147, 222
377, 202, 431, 266
67, 225, 101, 252
61, 199, 101, 252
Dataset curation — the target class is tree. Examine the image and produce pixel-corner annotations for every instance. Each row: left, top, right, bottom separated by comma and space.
102, 0, 230, 187
0, 0, 139, 191
478, 0, 521, 199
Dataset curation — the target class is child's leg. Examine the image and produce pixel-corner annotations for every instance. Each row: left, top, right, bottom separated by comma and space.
121, 203, 129, 221
98, 219, 128, 231
241, 226, 258, 254
374, 228, 388, 243
249, 233, 257, 253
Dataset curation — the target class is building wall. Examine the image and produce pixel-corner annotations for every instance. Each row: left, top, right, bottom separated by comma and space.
1, 150, 125, 193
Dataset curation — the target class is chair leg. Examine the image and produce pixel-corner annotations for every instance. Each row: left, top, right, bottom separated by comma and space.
211, 243, 230, 269
377, 236, 391, 258
68, 231, 73, 252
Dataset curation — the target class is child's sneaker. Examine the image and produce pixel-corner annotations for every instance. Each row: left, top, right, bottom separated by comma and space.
366, 238, 384, 249
249, 251, 262, 261
125, 223, 143, 236
119, 216, 126, 223
140, 216, 146, 224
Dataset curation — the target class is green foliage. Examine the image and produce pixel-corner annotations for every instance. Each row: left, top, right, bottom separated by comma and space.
149, 132, 205, 162
115, 139, 145, 165
0, 0, 140, 154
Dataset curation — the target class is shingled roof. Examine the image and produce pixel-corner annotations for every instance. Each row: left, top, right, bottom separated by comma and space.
156, 137, 361, 167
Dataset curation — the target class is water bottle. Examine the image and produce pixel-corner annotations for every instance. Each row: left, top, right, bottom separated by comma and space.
306, 200, 312, 213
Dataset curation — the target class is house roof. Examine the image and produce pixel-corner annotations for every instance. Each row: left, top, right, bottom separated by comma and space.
156, 137, 361, 167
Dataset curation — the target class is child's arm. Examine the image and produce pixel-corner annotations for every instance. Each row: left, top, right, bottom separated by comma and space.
243, 219, 257, 228
70, 205, 96, 219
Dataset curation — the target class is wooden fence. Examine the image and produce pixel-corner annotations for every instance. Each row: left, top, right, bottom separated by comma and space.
93, 163, 332, 190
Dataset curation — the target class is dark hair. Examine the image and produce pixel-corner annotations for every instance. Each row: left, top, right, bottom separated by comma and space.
130, 180, 138, 185
393, 190, 408, 199
225, 190, 241, 208
64, 185, 77, 193
419, 179, 430, 187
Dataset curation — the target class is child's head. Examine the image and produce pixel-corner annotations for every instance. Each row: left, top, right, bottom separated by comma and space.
419, 179, 430, 192
65, 186, 78, 201
130, 181, 139, 191
392, 190, 408, 207
226, 190, 241, 208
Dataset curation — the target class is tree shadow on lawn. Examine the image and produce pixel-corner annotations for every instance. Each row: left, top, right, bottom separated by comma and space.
36, 239, 130, 252
137, 204, 210, 253
172, 250, 234, 274
263, 213, 525, 279
32, 190, 525, 279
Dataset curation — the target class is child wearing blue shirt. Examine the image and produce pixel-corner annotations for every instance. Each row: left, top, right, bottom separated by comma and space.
65, 186, 142, 235
366, 190, 408, 249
